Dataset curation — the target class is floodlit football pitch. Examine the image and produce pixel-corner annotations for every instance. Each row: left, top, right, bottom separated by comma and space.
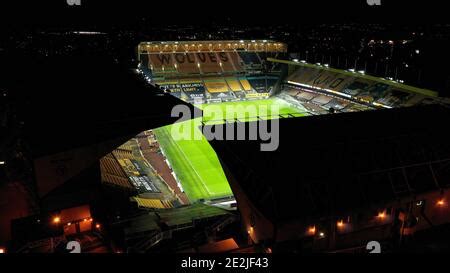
153, 97, 308, 202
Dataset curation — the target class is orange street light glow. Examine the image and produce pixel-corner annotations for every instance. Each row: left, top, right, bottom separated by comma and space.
377, 211, 386, 219
437, 199, 445, 206
308, 226, 316, 235
53, 217, 61, 224
247, 227, 254, 234
337, 220, 344, 228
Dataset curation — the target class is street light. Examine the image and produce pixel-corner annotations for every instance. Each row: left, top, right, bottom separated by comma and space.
307, 226, 316, 236
377, 211, 386, 220
52, 216, 61, 224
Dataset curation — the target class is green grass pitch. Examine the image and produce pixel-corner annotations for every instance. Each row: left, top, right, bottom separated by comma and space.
153, 97, 307, 202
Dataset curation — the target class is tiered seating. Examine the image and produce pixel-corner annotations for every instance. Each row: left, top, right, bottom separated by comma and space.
118, 142, 134, 152
173, 53, 201, 74
225, 77, 244, 92
222, 52, 243, 72
356, 82, 390, 101
239, 77, 253, 91
285, 64, 441, 110
100, 154, 133, 189
296, 91, 317, 101
139, 54, 153, 77
158, 80, 189, 98
346, 104, 372, 112
149, 54, 177, 73
324, 99, 351, 110
102, 173, 133, 189
376, 89, 413, 107
196, 52, 222, 73
113, 149, 134, 161
287, 66, 320, 84
101, 154, 126, 177
248, 77, 278, 93
204, 77, 235, 99
143, 44, 287, 103
342, 81, 369, 96
132, 197, 174, 209
289, 67, 355, 92
248, 77, 266, 93
149, 52, 248, 76
287, 89, 300, 97
310, 71, 354, 91
204, 78, 230, 93
177, 79, 206, 100
238, 52, 262, 67
312, 94, 334, 105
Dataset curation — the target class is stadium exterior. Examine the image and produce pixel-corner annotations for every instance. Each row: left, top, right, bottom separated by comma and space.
5, 39, 450, 253
133, 40, 450, 252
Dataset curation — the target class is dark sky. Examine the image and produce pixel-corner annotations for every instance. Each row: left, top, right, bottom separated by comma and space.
0, 0, 449, 30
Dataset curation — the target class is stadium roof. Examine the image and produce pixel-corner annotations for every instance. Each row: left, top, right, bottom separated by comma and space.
268, 58, 439, 97
123, 203, 231, 236
11, 54, 195, 158
138, 40, 287, 53
207, 105, 450, 224
4, 53, 196, 196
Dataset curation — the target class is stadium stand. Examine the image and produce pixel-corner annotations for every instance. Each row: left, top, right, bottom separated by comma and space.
204, 78, 230, 93
312, 94, 334, 105
280, 60, 446, 110
100, 154, 134, 190
238, 52, 262, 67
355, 82, 390, 102
239, 77, 253, 92
286, 89, 300, 97
132, 197, 174, 209
248, 77, 278, 93
323, 99, 351, 110
139, 54, 153, 78
149, 54, 177, 74
206, 105, 450, 247
159, 80, 205, 101
113, 149, 135, 161
342, 80, 369, 96
225, 77, 244, 92
223, 52, 243, 72
296, 91, 317, 101
204, 77, 235, 100
196, 52, 222, 74
147, 52, 246, 75
138, 41, 287, 103
173, 53, 201, 74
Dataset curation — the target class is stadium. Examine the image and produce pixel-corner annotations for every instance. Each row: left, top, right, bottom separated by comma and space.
131, 40, 448, 204
93, 40, 450, 252
3, 36, 450, 254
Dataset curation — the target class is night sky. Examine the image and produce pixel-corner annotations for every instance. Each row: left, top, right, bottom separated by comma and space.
0, 0, 448, 30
